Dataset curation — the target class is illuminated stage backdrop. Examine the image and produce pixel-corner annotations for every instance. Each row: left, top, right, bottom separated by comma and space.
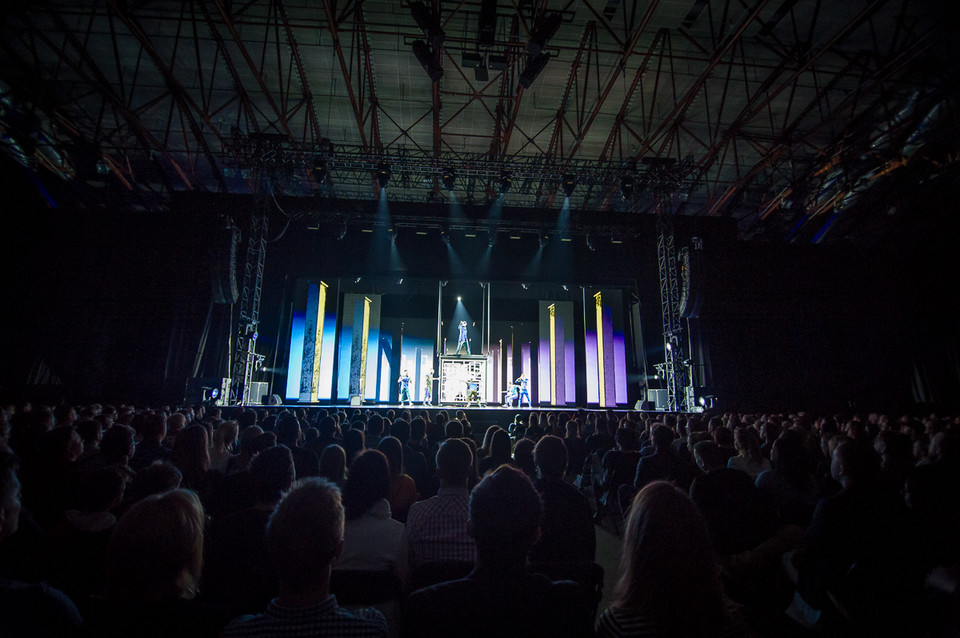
538, 301, 576, 406
338, 293, 383, 402
584, 288, 628, 407
285, 280, 337, 401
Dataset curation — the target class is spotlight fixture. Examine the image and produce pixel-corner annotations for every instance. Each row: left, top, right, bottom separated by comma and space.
457, 296, 462, 301
521, 283, 529, 290
519, 52, 550, 89
538, 232, 548, 250
585, 234, 596, 252
498, 170, 513, 193
336, 219, 348, 241
620, 175, 634, 200
397, 278, 404, 285
95, 159, 111, 175
666, 341, 673, 351
441, 230, 451, 245
376, 162, 391, 188
561, 174, 575, 198
411, 40, 443, 82
313, 157, 328, 182
354, 276, 362, 284
442, 167, 456, 191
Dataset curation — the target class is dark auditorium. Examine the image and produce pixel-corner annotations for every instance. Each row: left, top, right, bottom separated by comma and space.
1, 2, 959, 637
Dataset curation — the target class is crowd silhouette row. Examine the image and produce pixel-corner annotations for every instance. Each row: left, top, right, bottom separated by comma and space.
0, 402, 957, 637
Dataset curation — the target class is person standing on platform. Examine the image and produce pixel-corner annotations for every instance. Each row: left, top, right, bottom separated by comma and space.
423, 370, 434, 406
398, 370, 413, 406
516, 373, 531, 407
455, 320, 471, 355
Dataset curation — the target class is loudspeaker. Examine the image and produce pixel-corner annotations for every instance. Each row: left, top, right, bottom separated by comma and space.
647, 389, 668, 410
248, 381, 268, 405
350, 396, 362, 407
212, 224, 239, 304
263, 394, 282, 405
638, 400, 656, 411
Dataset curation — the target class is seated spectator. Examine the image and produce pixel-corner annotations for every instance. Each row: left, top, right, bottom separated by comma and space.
0, 451, 84, 636
792, 440, 905, 620
530, 435, 595, 564
599, 427, 642, 520
336, 450, 405, 575
319, 444, 347, 489
477, 427, 512, 476
727, 427, 771, 479
690, 441, 777, 557
755, 430, 819, 526
402, 438, 476, 571
121, 461, 182, 512
221, 478, 387, 637
403, 465, 590, 638
207, 445, 295, 615
208, 420, 238, 473
130, 414, 170, 472
84, 489, 230, 637
597, 481, 738, 638
49, 467, 127, 599
225, 426, 264, 475
512, 437, 537, 481
377, 436, 418, 523
342, 428, 366, 467
633, 424, 689, 493
563, 420, 587, 482
391, 419, 428, 495
171, 425, 213, 496
277, 414, 319, 479
75, 418, 103, 464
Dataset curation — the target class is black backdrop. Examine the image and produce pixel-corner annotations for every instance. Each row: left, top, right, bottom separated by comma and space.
3, 155, 958, 412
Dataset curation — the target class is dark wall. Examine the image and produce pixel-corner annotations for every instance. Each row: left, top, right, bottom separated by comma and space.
5, 160, 957, 413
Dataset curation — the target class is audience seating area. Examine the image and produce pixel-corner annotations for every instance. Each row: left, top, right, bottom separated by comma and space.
0, 402, 958, 637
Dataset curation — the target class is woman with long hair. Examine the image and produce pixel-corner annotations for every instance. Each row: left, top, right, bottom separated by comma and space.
170, 425, 211, 493
377, 436, 418, 522
598, 481, 737, 638
208, 420, 238, 473
728, 426, 771, 479
336, 449, 404, 573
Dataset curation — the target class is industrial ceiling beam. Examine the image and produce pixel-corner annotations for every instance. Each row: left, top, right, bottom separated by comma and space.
107, 0, 227, 192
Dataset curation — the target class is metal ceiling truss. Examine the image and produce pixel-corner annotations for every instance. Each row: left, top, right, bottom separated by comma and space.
0, 1, 954, 244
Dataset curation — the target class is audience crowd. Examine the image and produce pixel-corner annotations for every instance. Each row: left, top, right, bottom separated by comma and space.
0, 400, 957, 637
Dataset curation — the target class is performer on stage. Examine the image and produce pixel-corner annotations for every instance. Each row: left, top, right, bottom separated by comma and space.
466, 380, 480, 407
422, 369, 434, 406
504, 381, 519, 407
398, 369, 413, 406
455, 320, 471, 355
516, 373, 531, 407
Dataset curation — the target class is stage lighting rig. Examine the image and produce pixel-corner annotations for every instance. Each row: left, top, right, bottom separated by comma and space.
561, 174, 575, 198
498, 170, 513, 193
442, 167, 457, 191
376, 162, 391, 188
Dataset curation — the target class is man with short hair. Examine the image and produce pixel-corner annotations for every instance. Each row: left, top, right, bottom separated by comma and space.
221, 477, 387, 637
402, 466, 590, 638
402, 438, 475, 570
276, 415, 319, 479
530, 435, 595, 564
